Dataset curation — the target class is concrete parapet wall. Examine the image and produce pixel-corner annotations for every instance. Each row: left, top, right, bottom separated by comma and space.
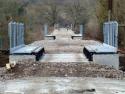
9, 55, 36, 63
72, 36, 82, 40
93, 54, 119, 70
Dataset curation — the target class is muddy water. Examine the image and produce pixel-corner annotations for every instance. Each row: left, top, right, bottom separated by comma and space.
0, 77, 125, 94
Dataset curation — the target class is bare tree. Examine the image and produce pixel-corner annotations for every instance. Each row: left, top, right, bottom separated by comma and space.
65, 0, 88, 28
43, 0, 60, 26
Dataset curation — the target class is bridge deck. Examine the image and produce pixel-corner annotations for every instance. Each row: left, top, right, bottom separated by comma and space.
40, 53, 89, 63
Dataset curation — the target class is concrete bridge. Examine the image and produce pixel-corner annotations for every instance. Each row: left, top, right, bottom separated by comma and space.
0, 21, 124, 94
10, 26, 119, 69
10, 28, 89, 64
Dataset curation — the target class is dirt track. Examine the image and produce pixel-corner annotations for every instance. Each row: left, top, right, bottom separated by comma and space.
0, 77, 125, 94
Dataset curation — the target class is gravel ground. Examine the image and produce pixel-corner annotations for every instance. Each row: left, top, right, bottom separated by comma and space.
0, 60, 123, 81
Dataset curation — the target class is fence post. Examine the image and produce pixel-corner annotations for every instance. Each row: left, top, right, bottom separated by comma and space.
21, 23, 24, 45
44, 24, 48, 36
80, 25, 84, 38
13, 22, 17, 47
8, 21, 13, 49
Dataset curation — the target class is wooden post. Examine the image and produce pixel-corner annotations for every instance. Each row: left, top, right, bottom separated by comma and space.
108, 0, 113, 21
108, 10, 111, 22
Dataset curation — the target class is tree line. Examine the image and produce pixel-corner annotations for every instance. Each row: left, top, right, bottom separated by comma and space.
0, 0, 125, 48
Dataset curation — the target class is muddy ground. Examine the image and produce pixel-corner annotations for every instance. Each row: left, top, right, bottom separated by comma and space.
0, 50, 9, 67
0, 59, 124, 94
0, 77, 125, 94
0, 60, 123, 81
